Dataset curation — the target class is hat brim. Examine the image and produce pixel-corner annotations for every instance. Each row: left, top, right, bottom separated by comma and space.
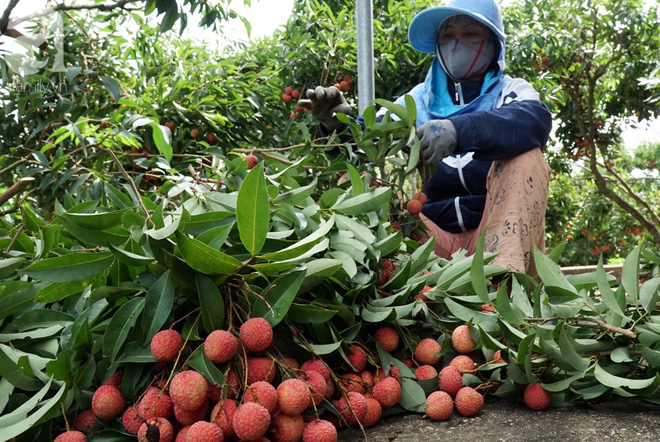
408, 6, 507, 54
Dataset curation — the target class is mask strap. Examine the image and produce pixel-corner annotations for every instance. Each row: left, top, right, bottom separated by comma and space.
463, 40, 485, 78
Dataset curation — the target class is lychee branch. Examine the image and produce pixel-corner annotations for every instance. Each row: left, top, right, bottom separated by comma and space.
523, 317, 636, 338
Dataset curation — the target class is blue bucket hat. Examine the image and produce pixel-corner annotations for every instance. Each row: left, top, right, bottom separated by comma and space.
408, 0, 506, 54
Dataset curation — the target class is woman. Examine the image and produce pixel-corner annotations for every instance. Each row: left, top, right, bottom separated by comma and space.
298, 0, 552, 277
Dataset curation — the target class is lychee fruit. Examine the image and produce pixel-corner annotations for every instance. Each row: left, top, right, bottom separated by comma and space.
239, 317, 273, 352
337, 392, 368, 425
438, 365, 463, 396
223, 369, 240, 398
406, 199, 423, 215
54, 431, 87, 442
205, 133, 217, 143
165, 122, 175, 133
247, 357, 276, 384
92, 385, 126, 419
524, 383, 552, 411
232, 402, 271, 441
137, 417, 174, 442
454, 386, 484, 416
210, 399, 237, 439
103, 371, 123, 387
244, 381, 279, 414
271, 412, 305, 442
291, 89, 301, 99
375, 326, 399, 352
139, 388, 173, 419
481, 304, 496, 313
347, 346, 367, 372
302, 419, 337, 442
190, 129, 200, 139
338, 373, 366, 394
414, 365, 438, 381
300, 359, 329, 381
372, 376, 401, 408
359, 371, 375, 388
170, 371, 208, 411
173, 400, 209, 426
150, 329, 184, 362
302, 370, 327, 406
73, 409, 96, 432
412, 191, 428, 204
277, 378, 309, 416
282, 93, 293, 103
492, 350, 504, 364
375, 364, 401, 383
246, 154, 259, 170
414, 338, 442, 365
186, 421, 223, 441
450, 355, 475, 374
175, 426, 190, 442
361, 398, 382, 427
281, 357, 300, 371
402, 358, 414, 369
204, 330, 238, 364
425, 391, 453, 421
122, 406, 143, 434
451, 325, 476, 354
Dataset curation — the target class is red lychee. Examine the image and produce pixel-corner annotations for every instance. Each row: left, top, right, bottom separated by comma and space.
240, 317, 273, 352
291, 89, 301, 99
451, 325, 477, 354
190, 129, 200, 139
454, 386, 484, 416
271, 412, 305, 442
300, 359, 330, 381
277, 378, 309, 416
450, 355, 475, 374
204, 330, 238, 364
92, 385, 126, 419
412, 191, 428, 204
347, 346, 367, 372
165, 122, 175, 133
186, 421, 223, 442
122, 406, 143, 434
438, 365, 463, 396
302, 419, 337, 442
414, 338, 442, 365
103, 371, 123, 388
170, 371, 208, 411
414, 365, 438, 381
137, 417, 174, 442
302, 370, 327, 406
244, 381, 279, 414
205, 133, 217, 143
359, 371, 375, 388
246, 154, 259, 170
372, 376, 401, 408
406, 199, 423, 215
375, 326, 399, 352
54, 431, 87, 442
173, 400, 208, 426
150, 329, 184, 362
282, 93, 293, 103
425, 391, 453, 421
247, 357, 276, 384
361, 398, 382, 427
524, 383, 552, 411
73, 409, 96, 432
492, 350, 504, 364
338, 373, 366, 394
232, 402, 271, 441
210, 399, 237, 439
139, 388, 173, 419
337, 392, 368, 425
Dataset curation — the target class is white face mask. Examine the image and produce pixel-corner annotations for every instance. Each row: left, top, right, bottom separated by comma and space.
436, 38, 495, 80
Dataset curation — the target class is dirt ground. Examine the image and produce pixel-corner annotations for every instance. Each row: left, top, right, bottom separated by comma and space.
338, 396, 660, 441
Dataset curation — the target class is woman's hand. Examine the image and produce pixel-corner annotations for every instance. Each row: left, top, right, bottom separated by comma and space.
297, 86, 351, 131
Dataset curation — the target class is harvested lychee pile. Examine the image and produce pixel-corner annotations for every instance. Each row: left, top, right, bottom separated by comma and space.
52, 317, 555, 441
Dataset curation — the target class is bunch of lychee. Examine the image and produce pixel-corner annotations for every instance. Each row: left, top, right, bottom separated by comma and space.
406, 191, 427, 216
282, 86, 307, 120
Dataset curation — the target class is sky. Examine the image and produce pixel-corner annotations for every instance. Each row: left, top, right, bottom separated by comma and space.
0, 0, 657, 147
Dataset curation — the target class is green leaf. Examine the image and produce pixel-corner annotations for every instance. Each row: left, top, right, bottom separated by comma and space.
108, 243, 155, 266
252, 269, 307, 326
0, 347, 42, 391
596, 256, 626, 317
273, 178, 318, 206
188, 350, 226, 386
63, 209, 127, 230
175, 231, 243, 275
398, 377, 426, 412
35, 279, 92, 303
374, 231, 403, 257
641, 278, 660, 313
100, 75, 122, 102
0, 381, 66, 440
196, 273, 226, 333
594, 363, 660, 391
151, 123, 173, 161
373, 98, 410, 125
333, 187, 391, 215
622, 245, 642, 306
296, 340, 341, 355
336, 214, 375, 244
102, 298, 144, 363
534, 246, 578, 298
20, 252, 114, 282
141, 271, 175, 344
470, 229, 488, 303
495, 283, 524, 325
558, 327, 590, 370
345, 163, 364, 196
259, 215, 334, 261
237, 161, 270, 255
287, 303, 338, 323
298, 259, 343, 294
410, 235, 436, 276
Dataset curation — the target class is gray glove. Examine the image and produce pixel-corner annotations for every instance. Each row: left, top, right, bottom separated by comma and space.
297, 86, 351, 131
417, 119, 458, 164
